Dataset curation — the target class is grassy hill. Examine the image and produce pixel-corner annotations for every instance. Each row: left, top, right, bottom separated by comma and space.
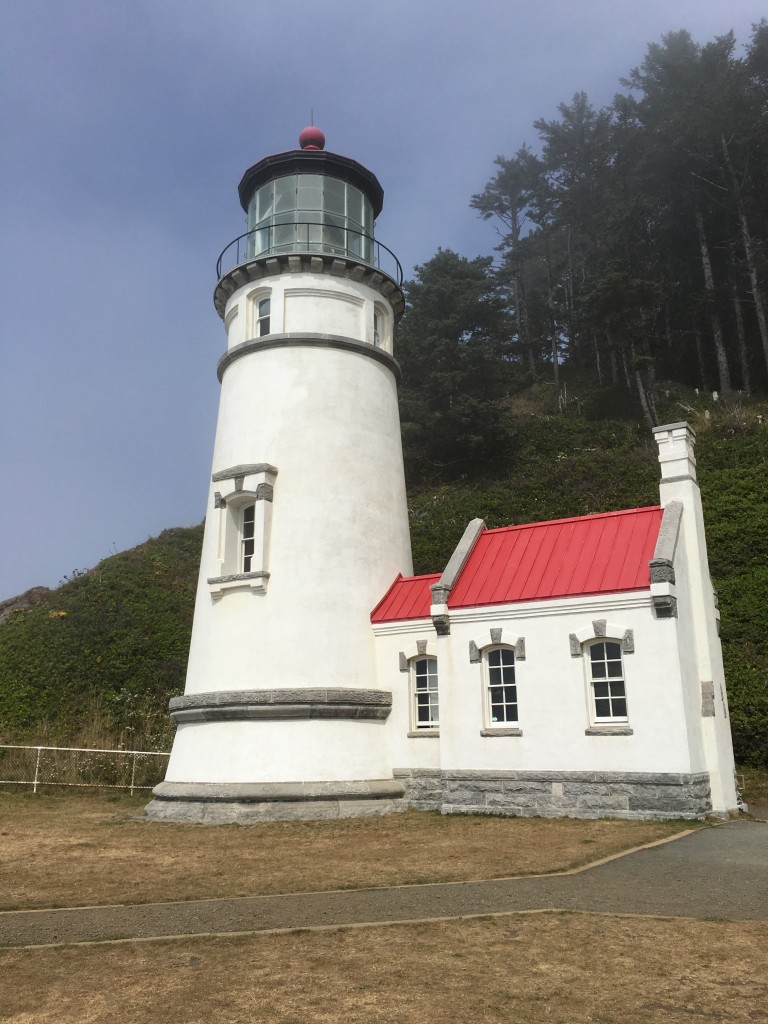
1, 388, 766, 764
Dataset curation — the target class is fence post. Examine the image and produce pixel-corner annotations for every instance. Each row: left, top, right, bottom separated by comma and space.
33, 747, 42, 793
130, 752, 137, 796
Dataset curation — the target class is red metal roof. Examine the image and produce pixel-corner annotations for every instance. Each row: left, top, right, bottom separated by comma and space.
450, 507, 662, 608
371, 508, 663, 623
371, 573, 440, 623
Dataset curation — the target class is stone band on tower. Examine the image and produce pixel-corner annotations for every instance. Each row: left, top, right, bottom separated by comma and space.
147, 129, 414, 823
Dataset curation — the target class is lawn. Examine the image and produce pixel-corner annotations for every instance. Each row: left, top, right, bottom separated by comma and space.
0, 790, 697, 910
2, 913, 766, 1023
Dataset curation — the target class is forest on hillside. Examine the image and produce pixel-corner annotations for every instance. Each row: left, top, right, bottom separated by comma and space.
398, 26, 768, 480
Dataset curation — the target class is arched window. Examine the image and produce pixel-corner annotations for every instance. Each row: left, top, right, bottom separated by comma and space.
411, 656, 439, 731
586, 640, 628, 723
485, 647, 517, 726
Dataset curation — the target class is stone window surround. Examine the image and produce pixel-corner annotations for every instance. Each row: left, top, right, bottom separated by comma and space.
468, 628, 526, 737
569, 620, 635, 736
207, 463, 278, 598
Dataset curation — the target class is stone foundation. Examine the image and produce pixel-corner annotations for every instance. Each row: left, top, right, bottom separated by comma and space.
145, 779, 407, 824
394, 769, 712, 820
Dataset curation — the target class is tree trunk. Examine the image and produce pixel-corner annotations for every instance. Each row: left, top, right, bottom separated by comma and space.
721, 135, 768, 378
729, 246, 751, 395
695, 208, 732, 394
544, 233, 560, 389
593, 334, 603, 385
693, 322, 711, 393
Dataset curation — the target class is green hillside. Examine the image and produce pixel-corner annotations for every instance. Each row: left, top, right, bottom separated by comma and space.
0, 391, 766, 765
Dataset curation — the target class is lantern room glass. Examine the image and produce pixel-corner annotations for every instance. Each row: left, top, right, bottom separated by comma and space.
246, 174, 374, 263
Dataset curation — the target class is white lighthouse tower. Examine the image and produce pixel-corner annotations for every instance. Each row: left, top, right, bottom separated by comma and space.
147, 127, 413, 822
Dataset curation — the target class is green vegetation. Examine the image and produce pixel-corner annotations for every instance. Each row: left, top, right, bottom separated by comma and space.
0, 526, 202, 751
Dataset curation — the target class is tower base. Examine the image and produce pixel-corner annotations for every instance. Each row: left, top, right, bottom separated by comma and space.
145, 779, 407, 824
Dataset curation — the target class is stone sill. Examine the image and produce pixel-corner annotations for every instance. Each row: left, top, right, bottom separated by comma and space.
407, 730, 440, 738
585, 725, 634, 736
208, 571, 269, 599
480, 728, 522, 737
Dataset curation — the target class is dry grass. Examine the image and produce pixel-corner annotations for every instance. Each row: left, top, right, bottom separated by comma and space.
0, 791, 696, 911
2, 913, 767, 1023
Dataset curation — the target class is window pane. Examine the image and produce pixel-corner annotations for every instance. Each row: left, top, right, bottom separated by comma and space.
590, 643, 605, 661
594, 681, 609, 698
607, 661, 623, 678
324, 177, 345, 214
256, 184, 274, 221
595, 698, 611, 717
347, 187, 363, 225
611, 681, 626, 697
488, 649, 501, 667
605, 642, 621, 658
274, 176, 297, 212
612, 698, 628, 717
592, 662, 607, 679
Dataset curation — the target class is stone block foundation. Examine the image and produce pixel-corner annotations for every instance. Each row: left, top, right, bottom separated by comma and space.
393, 769, 712, 820
145, 779, 407, 824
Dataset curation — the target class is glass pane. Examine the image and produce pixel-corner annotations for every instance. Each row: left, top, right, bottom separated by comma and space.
595, 699, 611, 717
274, 175, 297, 212
488, 649, 501, 667
324, 177, 345, 214
274, 223, 296, 250
503, 687, 517, 702
592, 663, 607, 679
612, 698, 627, 717
256, 184, 274, 221
347, 187, 363, 225
500, 649, 515, 667
297, 186, 322, 212
507, 706, 518, 722
605, 642, 621, 659
594, 681, 609, 698
607, 661, 623, 678
590, 644, 605, 661
611, 681, 626, 697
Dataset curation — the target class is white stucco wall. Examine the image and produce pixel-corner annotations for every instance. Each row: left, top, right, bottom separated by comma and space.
374, 591, 698, 777
165, 718, 392, 784
222, 272, 394, 352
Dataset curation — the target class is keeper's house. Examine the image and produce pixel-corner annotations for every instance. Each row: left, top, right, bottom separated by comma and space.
371, 422, 738, 819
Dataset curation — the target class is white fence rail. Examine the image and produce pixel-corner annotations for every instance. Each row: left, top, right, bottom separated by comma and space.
0, 744, 170, 794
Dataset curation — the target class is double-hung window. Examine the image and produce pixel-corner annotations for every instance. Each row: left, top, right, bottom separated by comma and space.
587, 641, 628, 722
411, 657, 439, 731
486, 647, 518, 725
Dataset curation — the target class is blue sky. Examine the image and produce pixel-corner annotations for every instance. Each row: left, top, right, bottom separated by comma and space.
1, 0, 764, 598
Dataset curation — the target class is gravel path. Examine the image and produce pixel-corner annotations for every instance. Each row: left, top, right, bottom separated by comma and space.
1, 820, 765, 948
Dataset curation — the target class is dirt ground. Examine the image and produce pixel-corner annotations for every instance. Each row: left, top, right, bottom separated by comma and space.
0, 791, 695, 910
2, 913, 766, 1023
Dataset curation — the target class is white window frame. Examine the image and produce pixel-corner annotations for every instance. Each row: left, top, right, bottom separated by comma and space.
483, 646, 519, 729
585, 639, 629, 725
410, 655, 439, 732
246, 288, 273, 340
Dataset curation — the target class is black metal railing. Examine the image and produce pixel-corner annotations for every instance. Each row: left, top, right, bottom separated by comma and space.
216, 221, 403, 286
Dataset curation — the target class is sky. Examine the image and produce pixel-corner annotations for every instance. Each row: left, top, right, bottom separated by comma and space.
1, 0, 765, 600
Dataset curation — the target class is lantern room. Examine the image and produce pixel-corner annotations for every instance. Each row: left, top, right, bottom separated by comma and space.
237, 126, 383, 266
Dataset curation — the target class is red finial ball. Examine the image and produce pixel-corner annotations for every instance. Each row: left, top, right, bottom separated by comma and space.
299, 125, 325, 151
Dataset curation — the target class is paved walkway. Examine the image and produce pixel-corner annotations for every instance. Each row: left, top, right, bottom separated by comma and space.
1, 821, 766, 947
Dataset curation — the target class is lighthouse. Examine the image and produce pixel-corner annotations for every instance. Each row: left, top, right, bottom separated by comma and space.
147, 127, 414, 822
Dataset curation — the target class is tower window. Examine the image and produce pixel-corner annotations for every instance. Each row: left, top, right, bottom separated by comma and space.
257, 297, 271, 336
242, 504, 256, 572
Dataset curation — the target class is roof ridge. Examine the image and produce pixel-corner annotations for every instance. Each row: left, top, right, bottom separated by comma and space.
482, 506, 662, 535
